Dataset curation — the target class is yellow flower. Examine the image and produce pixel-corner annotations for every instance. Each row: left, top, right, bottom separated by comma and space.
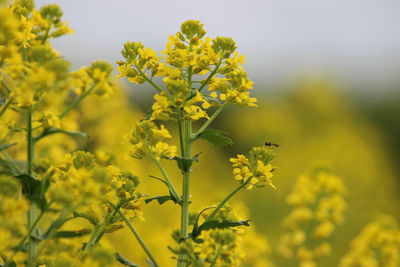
183, 105, 209, 120
40, 111, 61, 129
230, 146, 276, 189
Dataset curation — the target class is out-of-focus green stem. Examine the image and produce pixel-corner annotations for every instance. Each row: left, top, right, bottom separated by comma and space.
118, 210, 159, 267
60, 85, 96, 119
41, 25, 52, 44
0, 97, 12, 118
26, 106, 37, 267
135, 64, 163, 93
11, 209, 45, 261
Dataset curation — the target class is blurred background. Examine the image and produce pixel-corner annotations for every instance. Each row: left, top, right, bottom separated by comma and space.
35, 0, 400, 265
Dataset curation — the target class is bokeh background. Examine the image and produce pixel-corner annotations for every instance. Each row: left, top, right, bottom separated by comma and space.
35, 0, 400, 266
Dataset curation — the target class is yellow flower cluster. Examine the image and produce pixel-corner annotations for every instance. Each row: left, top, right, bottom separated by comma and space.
230, 146, 276, 189
117, 20, 256, 122
278, 167, 347, 267
340, 215, 400, 267
69, 60, 115, 98
125, 120, 177, 161
0, 0, 73, 108
0, 0, 114, 120
40, 243, 122, 267
47, 151, 142, 220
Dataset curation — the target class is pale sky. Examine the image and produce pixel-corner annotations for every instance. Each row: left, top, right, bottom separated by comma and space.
36, 0, 400, 95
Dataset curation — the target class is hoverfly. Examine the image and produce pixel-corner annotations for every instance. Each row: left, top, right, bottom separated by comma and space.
264, 141, 280, 148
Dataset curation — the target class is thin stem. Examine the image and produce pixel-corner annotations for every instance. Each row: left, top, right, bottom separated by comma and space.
193, 102, 228, 138
1, 80, 12, 93
197, 59, 223, 92
152, 158, 181, 203
0, 96, 13, 118
59, 85, 96, 119
118, 210, 159, 267
204, 179, 250, 223
135, 65, 163, 93
26, 106, 37, 267
41, 25, 52, 44
38, 202, 79, 255
0, 150, 24, 175
11, 209, 45, 260
82, 224, 102, 254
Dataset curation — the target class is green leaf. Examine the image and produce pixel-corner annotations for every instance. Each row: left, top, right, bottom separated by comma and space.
192, 220, 251, 239
148, 175, 179, 204
0, 143, 17, 152
43, 216, 75, 238
35, 128, 88, 142
192, 207, 216, 237
72, 211, 98, 225
51, 229, 91, 239
170, 152, 201, 173
15, 174, 48, 210
145, 195, 173, 205
0, 158, 23, 176
52, 129, 88, 138
197, 128, 233, 147
115, 253, 140, 267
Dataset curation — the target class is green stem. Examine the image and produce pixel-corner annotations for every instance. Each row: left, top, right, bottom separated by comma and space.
82, 223, 102, 254
193, 102, 228, 138
204, 179, 250, 223
152, 158, 181, 203
0, 96, 12, 118
1, 80, 12, 93
197, 59, 223, 92
118, 210, 159, 267
10, 209, 45, 261
60, 85, 96, 119
41, 25, 52, 44
177, 120, 192, 267
26, 106, 37, 267
135, 65, 163, 93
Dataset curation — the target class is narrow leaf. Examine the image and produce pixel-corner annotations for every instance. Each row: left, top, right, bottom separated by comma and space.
192, 220, 251, 239
115, 253, 140, 267
15, 174, 49, 211
54, 129, 88, 138
0, 143, 17, 152
192, 206, 216, 237
148, 175, 179, 203
145, 195, 173, 205
72, 211, 99, 225
197, 128, 233, 147
51, 229, 91, 239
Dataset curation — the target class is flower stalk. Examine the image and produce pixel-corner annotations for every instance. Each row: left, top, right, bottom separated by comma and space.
26, 106, 37, 267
